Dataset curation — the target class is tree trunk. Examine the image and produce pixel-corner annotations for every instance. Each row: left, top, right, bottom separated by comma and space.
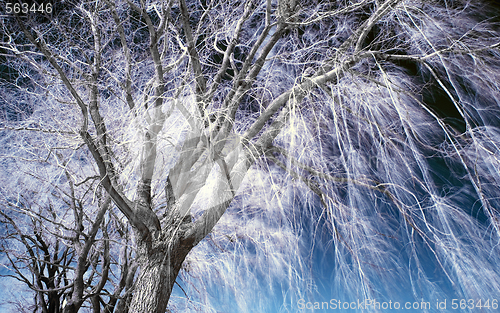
129, 226, 193, 313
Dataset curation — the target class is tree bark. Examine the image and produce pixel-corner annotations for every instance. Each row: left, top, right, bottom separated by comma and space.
129, 224, 193, 313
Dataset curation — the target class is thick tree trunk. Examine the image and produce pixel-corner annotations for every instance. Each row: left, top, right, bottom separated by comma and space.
128, 260, 173, 313
129, 225, 193, 313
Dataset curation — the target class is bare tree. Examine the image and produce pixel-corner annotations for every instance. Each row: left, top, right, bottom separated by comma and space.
2, 0, 500, 312
0, 131, 140, 312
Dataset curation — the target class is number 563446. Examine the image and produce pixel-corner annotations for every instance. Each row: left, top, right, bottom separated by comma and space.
451, 299, 498, 310
5, 2, 53, 15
